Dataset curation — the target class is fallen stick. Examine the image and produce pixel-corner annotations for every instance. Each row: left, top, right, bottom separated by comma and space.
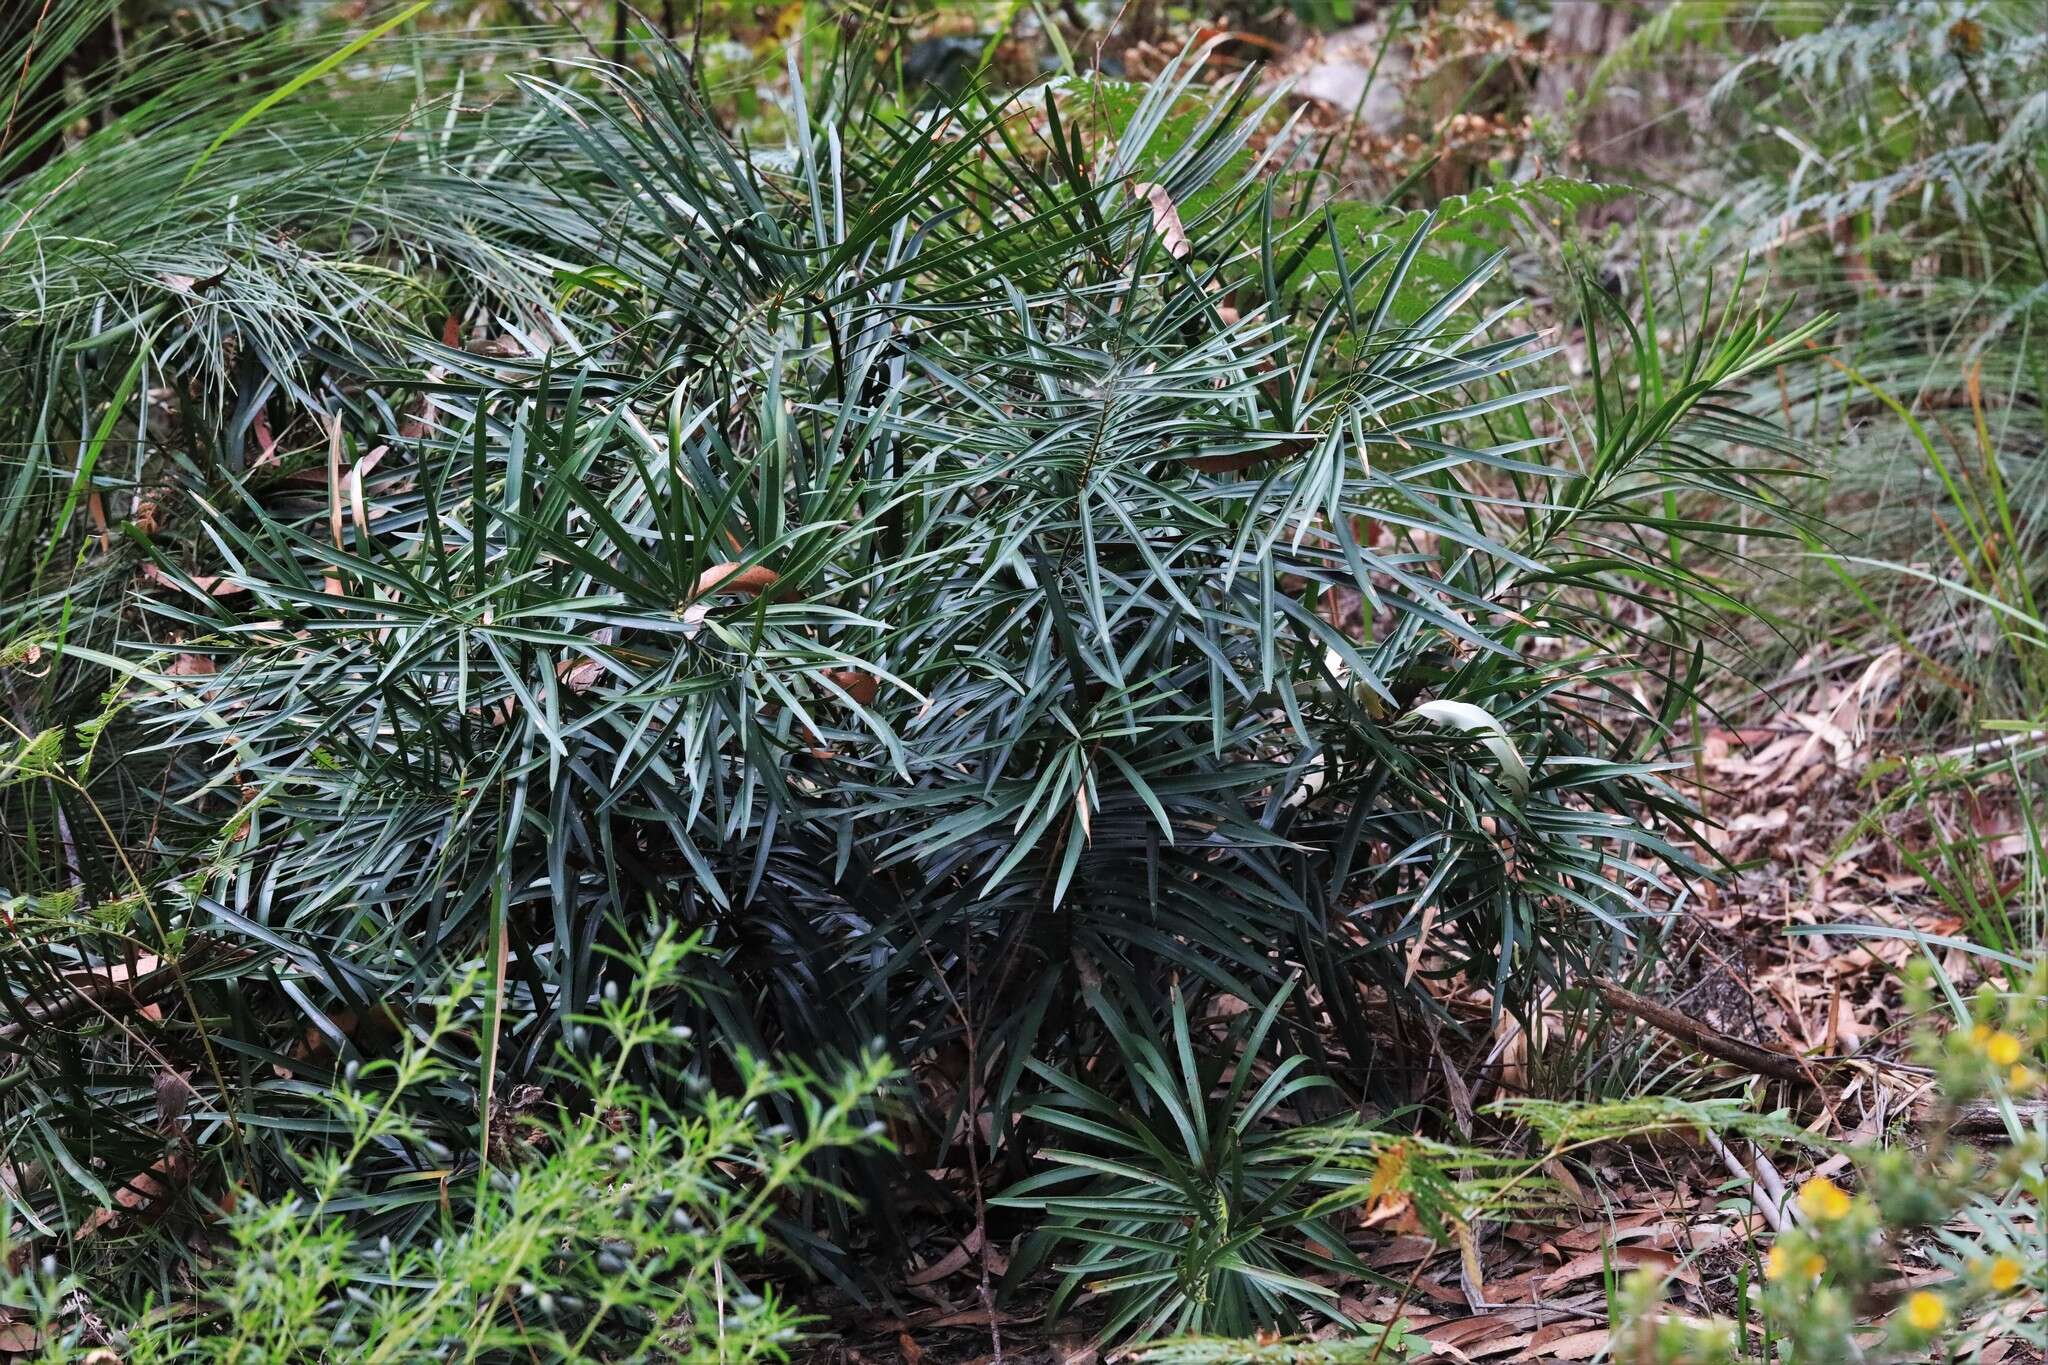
1, 941, 229, 1042
1943, 1100, 2048, 1135
1593, 979, 1813, 1086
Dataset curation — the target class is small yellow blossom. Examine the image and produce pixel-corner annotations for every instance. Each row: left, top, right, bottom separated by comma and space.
1987, 1032, 2025, 1067
1797, 1176, 1853, 1221
2011, 1064, 2037, 1092
1903, 1290, 1947, 1333
1990, 1256, 2023, 1292
1973, 1023, 1994, 1047
1764, 1244, 1827, 1282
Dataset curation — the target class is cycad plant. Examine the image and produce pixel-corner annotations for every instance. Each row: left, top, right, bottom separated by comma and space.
995, 984, 1460, 1341
3, 7, 1813, 1323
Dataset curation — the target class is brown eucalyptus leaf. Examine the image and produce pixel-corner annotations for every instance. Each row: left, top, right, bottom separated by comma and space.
1131, 182, 1191, 260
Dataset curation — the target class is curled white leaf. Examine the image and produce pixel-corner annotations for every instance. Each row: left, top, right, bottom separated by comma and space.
1282, 751, 1327, 809
1405, 699, 1531, 796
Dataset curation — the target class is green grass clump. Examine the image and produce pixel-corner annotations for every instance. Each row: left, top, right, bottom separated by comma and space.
2, 931, 890, 1362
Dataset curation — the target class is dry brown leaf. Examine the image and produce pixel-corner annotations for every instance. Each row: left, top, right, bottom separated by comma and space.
560, 657, 605, 693
1537, 1246, 1695, 1295
1542, 1158, 1591, 1210
251, 409, 279, 469
0, 1322, 42, 1353
905, 1229, 984, 1287
1360, 1191, 1411, 1230
1455, 1220, 1487, 1304
1496, 1015, 1531, 1093
87, 489, 110, 553
687, 563, 779, 603
140, 562, 248, 599
1366, 1233, 1440, 1267
1728, 807, 1790, 833
155, 1070, 198, 1130
552, 628, 617, 695
1423, 1310, 1546, 1348
823, 668, 880, 707
1788, 647, 1902, 776
1789, 707, 1856, 767
1131, 182, 1192, 260
1410, 1273, 1473, 1307
271, 1005, 405, 1078
74, 1153, 191, 1241
1824, 985, 1870, 1054
918, 1306, 1031, 1330
1520, 1326, 1610, 1360
1717, 730, 1817, 786
1404, 900, 1440, 986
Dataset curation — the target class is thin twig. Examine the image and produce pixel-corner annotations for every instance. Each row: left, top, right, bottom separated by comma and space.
917, 939, 1003, 1365
0, 0, 57, 164
1365, 1253, 1432, 1365
1956, 49, 2048, 284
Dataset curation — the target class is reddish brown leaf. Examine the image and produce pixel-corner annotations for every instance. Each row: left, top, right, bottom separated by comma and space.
0, 1322, 43, 1353
824, 668, 879, 707
1131, 182, 1191, 260
140, 562, 248, 599
1537, 1246, 1695, 1296
74, 1152, 191, 1241
687, 563, 779, 603
1530, 1326, 1612, 1359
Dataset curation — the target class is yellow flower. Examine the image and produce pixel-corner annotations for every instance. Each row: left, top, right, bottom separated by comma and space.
1990, 1256, 2023, 1292
1987, 1032, 2025, 1067
1764, 1244, 1827, 1282
1903, 1290, 1947, 1333
1797, 1176, 1853, 1221
2012, 1064, 2037, 1092
1973, 1023, 1994, 1047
